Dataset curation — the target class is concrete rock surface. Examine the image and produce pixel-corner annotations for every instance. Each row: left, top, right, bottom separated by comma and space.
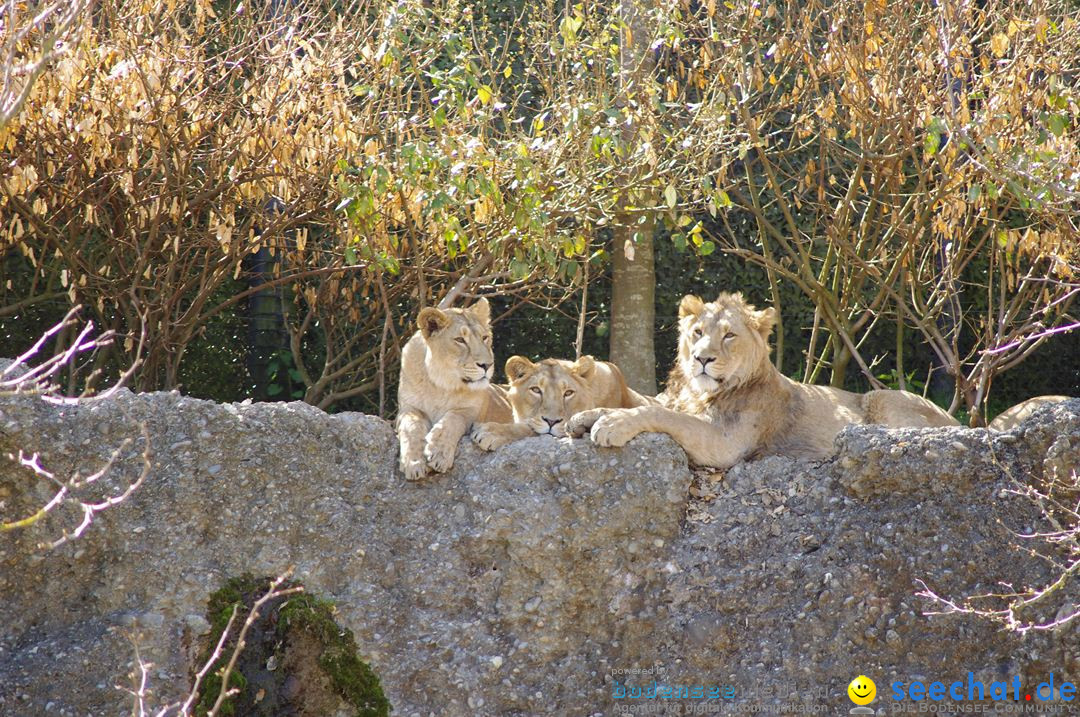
1, 390, 1078, 716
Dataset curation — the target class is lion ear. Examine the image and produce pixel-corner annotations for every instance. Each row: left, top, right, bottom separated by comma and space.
753, 307, 778, 339
469, 297, 491, 324
418, 307, 451, 337
505, 356, 536, 382
679, 294, 705, 318
572, 355, 596, 379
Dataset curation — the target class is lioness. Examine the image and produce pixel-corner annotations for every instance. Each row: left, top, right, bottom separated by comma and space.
471, 355, 653, 450
988, 395, 1071, 431
396, 298, 512, 480
567, 292, 958, 469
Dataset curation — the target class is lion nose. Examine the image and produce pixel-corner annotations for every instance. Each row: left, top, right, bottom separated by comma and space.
543, 417, 561, 428
696, 356, 715, 370
477, 362, 490, 372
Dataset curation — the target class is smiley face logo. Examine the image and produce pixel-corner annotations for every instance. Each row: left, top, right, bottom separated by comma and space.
848, 675, 876, 706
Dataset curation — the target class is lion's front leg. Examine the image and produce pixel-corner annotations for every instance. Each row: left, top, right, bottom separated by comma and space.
587, 405, 761, 470
588, 407, 652, 447
471, 421, 535, 451
424, 410, 472, 473
397, 410, 432, 481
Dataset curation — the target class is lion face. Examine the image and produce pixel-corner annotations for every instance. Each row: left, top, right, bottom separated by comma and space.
676, 293, 777, 394
416, 298, 495, 392
505, 356, 597, 437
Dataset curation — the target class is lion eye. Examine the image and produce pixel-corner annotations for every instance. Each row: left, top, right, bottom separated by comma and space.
455, 337, 467, 345
530, 386, 542, 395
692, 327, 704, 338
564, 389, 575, 398
483, 335, 491, 343
724, 332, 736, 340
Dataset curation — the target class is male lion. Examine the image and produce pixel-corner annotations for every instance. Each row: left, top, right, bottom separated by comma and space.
396, 298, 512, 480
471, 355, 653, 450
567, 292, 957, 469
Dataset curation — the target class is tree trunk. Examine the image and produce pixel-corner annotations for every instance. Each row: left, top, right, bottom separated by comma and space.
610, 224, 656, 394
829, 342, 850, 388
609, 0, 657, 395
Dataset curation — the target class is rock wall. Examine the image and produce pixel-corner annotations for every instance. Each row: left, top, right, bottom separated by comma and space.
1, 390, 1078, 716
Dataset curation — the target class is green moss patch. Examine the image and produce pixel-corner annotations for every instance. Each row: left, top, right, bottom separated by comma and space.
194, 574, 391, 717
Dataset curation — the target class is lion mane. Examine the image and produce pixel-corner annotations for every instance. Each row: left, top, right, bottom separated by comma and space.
568, 293, 957, 469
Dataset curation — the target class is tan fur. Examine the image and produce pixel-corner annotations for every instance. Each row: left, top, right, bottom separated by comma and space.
567, 293, 958, 469
988, 395, 1071, 432
396, 298, 512, 480
472, 355, 653, 451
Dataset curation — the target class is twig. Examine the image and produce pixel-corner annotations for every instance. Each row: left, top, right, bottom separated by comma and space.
172, 604, 241, 717
1, 423, 153, 549
437, 253, 495, 308
207, 572, 302, 717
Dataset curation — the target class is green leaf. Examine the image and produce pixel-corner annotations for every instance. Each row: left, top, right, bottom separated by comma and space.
924, 131, 940, 156
267, 384, 283, 397
672, 232, 688, 251
510, 257, 530, 279
968, 184, 981, 202
560, 15, 582, 44
924, 117, 946, 156
664, 184, 677, 209
1048, 113, 1068, 138
288, 369, 302, 382
699, 240, 715, 256
344, 246, 358, 265
374, 166, 390, 194
379, 254, 401, 275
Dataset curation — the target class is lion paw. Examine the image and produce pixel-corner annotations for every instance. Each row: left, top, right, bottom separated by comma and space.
566, 408, 609, 438
423, 431, 456, 473
472, 423, 511, 452
589, 410, 643, 448
402, 458, 428, 481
